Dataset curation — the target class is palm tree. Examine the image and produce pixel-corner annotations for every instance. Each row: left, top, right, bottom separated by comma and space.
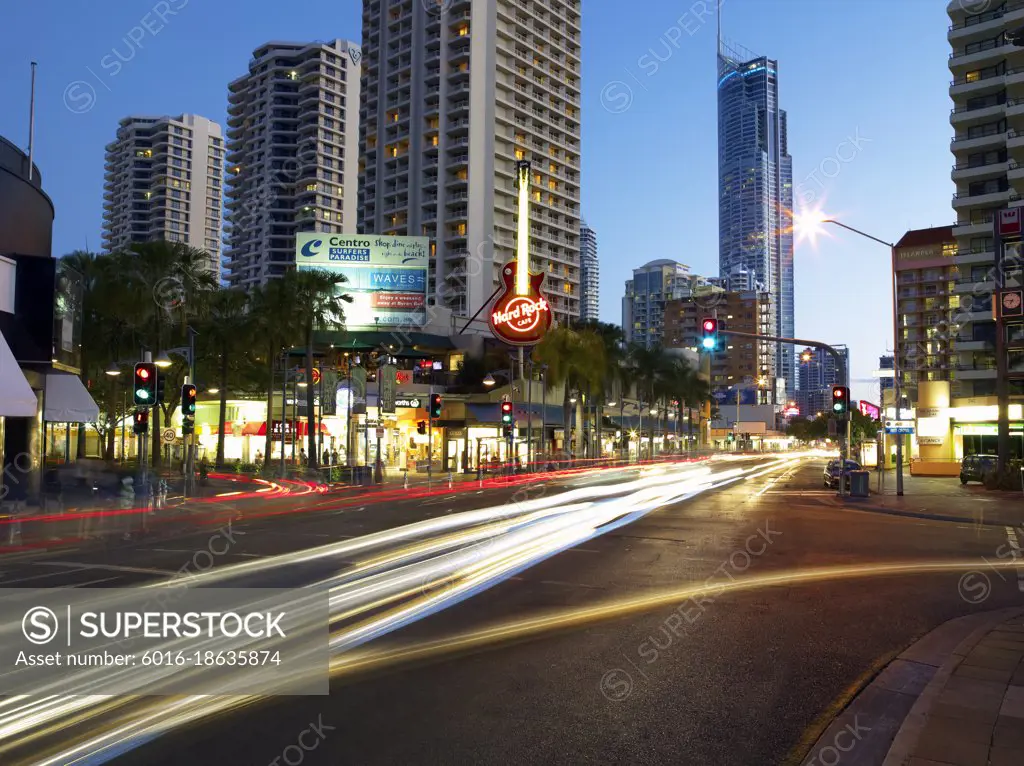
663, 355, 709, 453
252, 278, 299, 472
534, 327, 605, 459
628, 343, 670, 457
203, 289, 251, 467
291, 269, 353, 473
578, 321, 625, 459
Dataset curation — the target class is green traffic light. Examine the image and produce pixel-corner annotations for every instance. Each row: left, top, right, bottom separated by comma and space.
137, 390, 150, 400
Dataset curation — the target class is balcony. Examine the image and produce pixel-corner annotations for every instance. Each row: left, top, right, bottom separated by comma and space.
951, 126, 1009, 153
949, 2, 1024, 40
956, 335, 995, 351
951, 69, 1006, 97
949, 37, 1013, 69
950, 100, 1006, 127
954, 247, 996, 266
952, 186, 1013, 208
955, 360, 999, 379
954, 274, 996, 293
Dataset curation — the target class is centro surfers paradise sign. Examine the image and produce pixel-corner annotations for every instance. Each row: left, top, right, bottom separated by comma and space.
488, 160, 553, 346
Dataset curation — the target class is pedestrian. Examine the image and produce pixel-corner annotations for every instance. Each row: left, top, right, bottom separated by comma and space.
323, 449, 330, 466
331, 448, 339, 466
255, 449, 263, 465
299, 448, 307, 465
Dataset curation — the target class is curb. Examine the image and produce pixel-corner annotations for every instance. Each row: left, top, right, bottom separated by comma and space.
819, 497, 1023, 528
794, 606, 1024, 766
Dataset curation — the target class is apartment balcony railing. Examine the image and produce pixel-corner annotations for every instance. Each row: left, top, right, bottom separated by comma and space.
950, 36, 1006, 60
949, 1, 1024, 31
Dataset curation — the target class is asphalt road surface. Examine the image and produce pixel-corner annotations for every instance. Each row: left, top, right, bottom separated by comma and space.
4, 455, 1022, 765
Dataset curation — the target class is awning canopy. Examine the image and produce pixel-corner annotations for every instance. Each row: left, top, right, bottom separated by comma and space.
0, 330, 38, 417
44, 373, 99, 422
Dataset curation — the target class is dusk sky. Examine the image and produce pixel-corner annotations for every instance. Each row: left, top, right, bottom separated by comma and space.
0, 0, 955, 402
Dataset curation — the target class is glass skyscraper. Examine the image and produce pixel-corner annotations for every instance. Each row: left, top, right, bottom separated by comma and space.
717, 40, 794, 402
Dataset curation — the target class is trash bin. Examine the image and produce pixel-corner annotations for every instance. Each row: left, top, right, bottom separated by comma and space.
849, 470, 870, 498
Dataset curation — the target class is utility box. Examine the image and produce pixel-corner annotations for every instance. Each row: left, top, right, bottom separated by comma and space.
849, 470, 870, 498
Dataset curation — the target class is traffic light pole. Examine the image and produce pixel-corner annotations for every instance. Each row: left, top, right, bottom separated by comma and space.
427, 383, 433, 490
721, 330, 855, 492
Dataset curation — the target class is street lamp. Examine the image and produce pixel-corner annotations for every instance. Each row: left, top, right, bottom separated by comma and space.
104, 363, 121, 377
153, 351, 174, 369
483, 373, 496, 387
820, 217, 904, 496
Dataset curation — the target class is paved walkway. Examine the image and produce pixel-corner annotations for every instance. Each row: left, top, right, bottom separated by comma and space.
799, 608, 1024, 766
883, 611, 1024, 766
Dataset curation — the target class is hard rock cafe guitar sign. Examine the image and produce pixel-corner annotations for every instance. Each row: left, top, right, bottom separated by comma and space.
488, 160, 553, 346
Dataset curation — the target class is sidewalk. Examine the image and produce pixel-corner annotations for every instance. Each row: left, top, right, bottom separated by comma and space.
828, 472, 1024, 527
798, 608, 1024, 766
882, 610, 1024, 766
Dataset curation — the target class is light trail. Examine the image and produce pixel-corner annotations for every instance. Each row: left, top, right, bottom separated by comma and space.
0, 454, 816, 764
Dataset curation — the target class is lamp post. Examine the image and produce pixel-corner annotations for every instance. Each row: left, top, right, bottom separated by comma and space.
822, 219, 903, 496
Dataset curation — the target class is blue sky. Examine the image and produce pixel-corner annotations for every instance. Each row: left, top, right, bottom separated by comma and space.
0, 0, 954, 402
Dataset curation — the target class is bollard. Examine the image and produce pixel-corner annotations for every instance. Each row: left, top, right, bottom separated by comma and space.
403, 469, 409, 490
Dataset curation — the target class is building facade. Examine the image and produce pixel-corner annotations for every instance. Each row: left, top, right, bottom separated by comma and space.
796, 346, 848, 418
946, 3, 1024, 397
623, 259, 693, 348
102, 114, 224, 276
717, 40, 794, 398
223, 40, 361, 289
892, 227, 959, 399
357, 0, 582, 324
878, 353, 895, 405
579, 219, 598, 322
664, 288, 775, 404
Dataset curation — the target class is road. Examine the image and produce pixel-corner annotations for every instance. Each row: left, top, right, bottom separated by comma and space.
2, 454, 1022, 765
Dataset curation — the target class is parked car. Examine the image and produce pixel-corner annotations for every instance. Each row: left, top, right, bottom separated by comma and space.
823, 459, 861, 489
960, 454, 997, 485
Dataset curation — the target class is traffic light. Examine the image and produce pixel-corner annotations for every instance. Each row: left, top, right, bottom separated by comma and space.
503, 423, 514, 439
428, 393, 442, 419
800, 349, 813, 363
700, 318, 718, 351
181, 384, 197, 415
156, 374, 167, 404
133, 409, 149, 435
417, 420, 427, 435
831, 385, 850, 419
133, 363, 157, 406
182, 414, 195, 436
500, 400, 513, 425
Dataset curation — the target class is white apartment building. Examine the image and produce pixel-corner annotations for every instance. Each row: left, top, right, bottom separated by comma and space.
224, 40, 361, 289
579, 219, 598, 322
358, 0, 582, 324
102, 114, 224, 275
947, 1, 1024, 397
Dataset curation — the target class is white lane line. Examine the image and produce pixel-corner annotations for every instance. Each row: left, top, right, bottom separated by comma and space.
1005, 526, 1024, 592
33, 561, 176, 577
145, 548, 195, 554
540, 579, 604, 590
0, 567, 91, 585
70, 577, 121, 588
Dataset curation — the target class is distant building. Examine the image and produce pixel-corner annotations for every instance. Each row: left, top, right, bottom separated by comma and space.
623, 259, 692, 348
797, 347, 848, 418
580, 221, 598, 322
102, 114, 224, 276
664, 288, 776, 404
893, 226, 958, 398
879, 354, 895, 405
224, 40, 361, 289
718, 38, 794, 399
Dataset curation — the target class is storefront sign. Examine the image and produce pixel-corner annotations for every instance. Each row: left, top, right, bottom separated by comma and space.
395, 397, 422, 409
489, 263, 552, 346
916, 407, 943, 418
999, 207, 1021, 237
917, 436, 944, 445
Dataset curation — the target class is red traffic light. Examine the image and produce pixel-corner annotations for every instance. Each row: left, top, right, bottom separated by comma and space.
833, 388, 845, 398
501, 401, 513, 413
702, 319, 716, 332
137, 367, 150, 379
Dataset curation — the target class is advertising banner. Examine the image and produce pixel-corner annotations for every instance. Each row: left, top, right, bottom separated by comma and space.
380, 364, 397, 414
295, 234, 430, 328
320, 369, 338, 417
351, 367, 367, 415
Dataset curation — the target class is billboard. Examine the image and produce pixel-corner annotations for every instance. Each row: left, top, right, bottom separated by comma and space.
857, 400, 881, 420
295, 234, 430, 328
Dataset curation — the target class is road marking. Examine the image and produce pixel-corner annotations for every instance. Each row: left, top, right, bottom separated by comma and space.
1005, 526, 1024, 592
540, 580, 604, 590
0, 567, 90, 584
33, 561, 177, 577
70, 577, 121, 587
569, 547, 600, 553
145, 548, 196, 554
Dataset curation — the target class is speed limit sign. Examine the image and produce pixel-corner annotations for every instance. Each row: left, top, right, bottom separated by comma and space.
161, 428, 176, 444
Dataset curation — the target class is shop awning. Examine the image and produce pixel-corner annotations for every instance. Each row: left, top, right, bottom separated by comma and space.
0, 330, 38, 417
44, 373, 99, 422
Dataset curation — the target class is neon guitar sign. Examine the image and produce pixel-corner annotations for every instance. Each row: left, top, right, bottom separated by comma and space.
488, 160, 553, 346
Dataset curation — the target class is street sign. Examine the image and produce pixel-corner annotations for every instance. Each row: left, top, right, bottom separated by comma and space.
376, 427, 385, 439
160, 427, 176, 444
999, 208, 1021, 237
884, 419, 914, 435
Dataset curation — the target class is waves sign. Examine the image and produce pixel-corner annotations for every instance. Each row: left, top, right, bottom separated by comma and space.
296, 234, 429, 328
